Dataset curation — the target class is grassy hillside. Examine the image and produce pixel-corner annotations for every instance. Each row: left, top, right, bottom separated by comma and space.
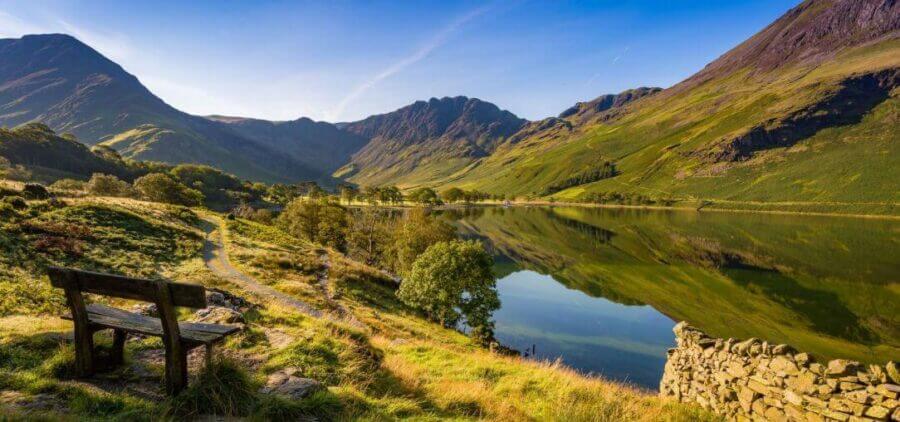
445, 40, 899, 212
0, 193, 714, 420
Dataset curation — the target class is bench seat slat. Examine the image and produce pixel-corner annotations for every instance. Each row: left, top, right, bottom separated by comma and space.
64, 304, 240, 345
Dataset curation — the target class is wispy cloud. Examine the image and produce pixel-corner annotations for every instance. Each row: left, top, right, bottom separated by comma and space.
328, 5, 492, 120
584, 46, 631, 87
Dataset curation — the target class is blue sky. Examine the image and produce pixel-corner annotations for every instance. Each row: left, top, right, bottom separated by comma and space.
0, 0, 797, 122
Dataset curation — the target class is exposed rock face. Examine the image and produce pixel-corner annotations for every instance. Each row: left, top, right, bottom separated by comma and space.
558, 87, 662, 121
191, 306, 245, 326
338, 96, 527, 183
702, 68, 899, 162
681, 0, 900, 89
660, 322, 900, 421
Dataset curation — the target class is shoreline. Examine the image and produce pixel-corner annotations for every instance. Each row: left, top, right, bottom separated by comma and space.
347, 200, 900, 221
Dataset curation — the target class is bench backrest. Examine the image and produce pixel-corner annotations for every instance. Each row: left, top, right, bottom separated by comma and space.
47, 267, 206, 308
48, 267, 207, 395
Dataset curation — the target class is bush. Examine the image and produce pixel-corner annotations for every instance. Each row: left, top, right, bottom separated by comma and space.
22, 183, 50, 200
398, 240, 499, 345
3, 195, 27, 210
134, 173, 204, 206
86, 173, 133, 197
50, 178, 87, 192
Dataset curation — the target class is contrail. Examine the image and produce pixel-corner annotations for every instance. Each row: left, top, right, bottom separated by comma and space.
330, 5, 492, 120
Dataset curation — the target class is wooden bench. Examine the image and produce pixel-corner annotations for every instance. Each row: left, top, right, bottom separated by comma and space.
47, 267, 241, 395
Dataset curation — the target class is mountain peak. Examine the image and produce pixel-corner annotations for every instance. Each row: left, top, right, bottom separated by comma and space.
683, 0, 900, 87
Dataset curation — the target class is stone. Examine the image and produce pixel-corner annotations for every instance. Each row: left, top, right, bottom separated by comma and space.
810, 363, 826, 375
739, 387, 759, 413
892, 407, 899, 422
733, 338, 760, 355
764, 406, 787, 422
749, 379, 771, 395
772, 344, 794, 355
752, 398, 767, 415
772, 356, 800, 375
865, 405, 890, 419
870, 365, 887, 384
261, 370, 325, 401
131, 303, 158, 317
842, 382, 866, 392
784, 389, 804, 406
830, 360, 862, 377
191, 306, 246, 325
884, 362, 899, 384
875, 384, 900, 399
794, 352, 811, 366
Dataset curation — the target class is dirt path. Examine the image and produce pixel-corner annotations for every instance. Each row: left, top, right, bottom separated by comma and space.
315, 253, 364, 328
200, 219, 323, 318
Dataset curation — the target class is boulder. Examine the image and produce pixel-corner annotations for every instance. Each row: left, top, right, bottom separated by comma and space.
260, 368, 325, 400
191, 306, 245, 326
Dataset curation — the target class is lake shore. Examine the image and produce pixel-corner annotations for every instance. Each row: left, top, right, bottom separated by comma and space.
348, 199, 900, 220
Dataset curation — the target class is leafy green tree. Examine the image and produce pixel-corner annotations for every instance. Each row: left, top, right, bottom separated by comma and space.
397, 240, 499, 345
267, 183, 298, 205
408, 187, 440, 205
339, 184, 359, 205
277, 197, 348, 251
347, 207, 393, 265
388, 208, 456, 275
86, 173, 134, 197
134, 173, 204, 206
441, 187, 464, 204
362, 186, 381, 205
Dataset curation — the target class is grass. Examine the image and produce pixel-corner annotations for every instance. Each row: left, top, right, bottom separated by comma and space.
0, 195, 715, 420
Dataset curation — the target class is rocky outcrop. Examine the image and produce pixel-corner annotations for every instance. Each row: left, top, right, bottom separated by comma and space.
260, 367, 325, 400
703, 68, 899, 162
558, 87, 661, 122
661, 322, 900, 421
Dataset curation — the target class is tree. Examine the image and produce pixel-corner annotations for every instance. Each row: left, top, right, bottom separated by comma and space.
134, 173, 204, 206
339, 184, 359, 205
408, 187, 440, 205
362, 186, 381, 205
441, 187, 464, 204
397, 240, 499, 345
277, 197, 348, 251
86, 173, 133, 197
267, 183, 298, 205
347, 207, 393, 265
388, 208, 456, 275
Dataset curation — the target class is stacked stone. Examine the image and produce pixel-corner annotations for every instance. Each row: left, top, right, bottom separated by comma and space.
660, 322, 900, 421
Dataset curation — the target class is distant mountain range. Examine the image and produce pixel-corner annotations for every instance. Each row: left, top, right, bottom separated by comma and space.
1, 0, 898, 211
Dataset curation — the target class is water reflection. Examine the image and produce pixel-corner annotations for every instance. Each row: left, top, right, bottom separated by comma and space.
439, 206, 900, 388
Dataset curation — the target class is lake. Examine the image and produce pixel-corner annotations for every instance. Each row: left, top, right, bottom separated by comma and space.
440, 206, 900, 390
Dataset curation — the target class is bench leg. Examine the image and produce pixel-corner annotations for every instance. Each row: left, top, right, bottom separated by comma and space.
111, 329, 127, 366
205, 344, 214, 368
165, 346, 189, 395
72, 327, 95, 377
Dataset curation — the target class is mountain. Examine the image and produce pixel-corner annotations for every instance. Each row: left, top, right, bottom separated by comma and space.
335, 96, 527, 187
0, 34, 352, 183
429, 0, 899, 214
0, 123, 134, 181
206, 116, 367, 176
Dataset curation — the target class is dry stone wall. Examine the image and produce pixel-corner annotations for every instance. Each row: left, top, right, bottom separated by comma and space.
660, 322, 900, 421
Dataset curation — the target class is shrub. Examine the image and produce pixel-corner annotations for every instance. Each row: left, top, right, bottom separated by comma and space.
398, 240, 499, 345
3, 196, 27, 210
86, 173, 133, 197
22, 183, 50, 200
134, 173, 204, 206
50, 178, 87, 192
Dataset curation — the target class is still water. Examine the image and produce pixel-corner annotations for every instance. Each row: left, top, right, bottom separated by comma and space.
441, 206, 900, 389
